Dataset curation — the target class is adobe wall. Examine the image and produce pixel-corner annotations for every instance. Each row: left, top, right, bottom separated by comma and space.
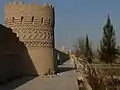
4, 2, 56, 75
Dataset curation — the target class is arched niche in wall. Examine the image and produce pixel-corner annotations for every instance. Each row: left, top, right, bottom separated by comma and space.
12, 17, 15, 23
41, 17, 43, 24
21, 16, 24, 23
32, 16, 34, 24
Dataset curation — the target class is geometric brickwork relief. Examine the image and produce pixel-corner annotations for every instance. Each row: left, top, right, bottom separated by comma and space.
4, 3, 55, 48
4, 20, 54, 47
14, 27, 53, 47
13, 28, 53, 40
11, 26, 54, 47
23, 40, 53, 47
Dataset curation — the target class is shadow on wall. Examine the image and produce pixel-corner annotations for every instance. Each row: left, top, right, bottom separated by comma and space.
0, 25, 38, 89
54, 49, 70, 65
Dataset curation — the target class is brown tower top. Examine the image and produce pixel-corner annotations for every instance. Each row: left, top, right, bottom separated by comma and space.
4, 2, 55, 48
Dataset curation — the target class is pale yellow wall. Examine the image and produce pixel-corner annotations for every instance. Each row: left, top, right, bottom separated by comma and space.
26, 47, 55, 75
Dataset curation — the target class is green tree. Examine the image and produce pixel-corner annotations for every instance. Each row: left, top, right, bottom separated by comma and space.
98, 15, 119, 64
85, 35, 93, 63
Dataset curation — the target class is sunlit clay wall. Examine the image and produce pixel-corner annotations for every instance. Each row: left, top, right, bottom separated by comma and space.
4, 2, 56, 75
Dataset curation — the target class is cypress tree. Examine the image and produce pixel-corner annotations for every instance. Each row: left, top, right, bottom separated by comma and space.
98, 15, 119, 64
85, 35, 93, 63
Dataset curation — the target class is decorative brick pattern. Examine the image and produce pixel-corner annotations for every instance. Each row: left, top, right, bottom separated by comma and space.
4, 3, 55, 48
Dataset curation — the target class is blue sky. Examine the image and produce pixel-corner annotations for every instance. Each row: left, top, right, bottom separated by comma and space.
1, 0, 120, 49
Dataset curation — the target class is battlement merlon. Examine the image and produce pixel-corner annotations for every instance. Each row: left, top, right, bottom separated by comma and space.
5, 2, 54, 9
4, 2, 55, 18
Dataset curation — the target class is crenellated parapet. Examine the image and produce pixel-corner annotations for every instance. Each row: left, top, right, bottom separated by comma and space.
4, 2, 54, 27
4, 2, 54, 16
5, 2, 54, 9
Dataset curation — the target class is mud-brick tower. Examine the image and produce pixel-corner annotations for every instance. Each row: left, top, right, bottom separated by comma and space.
4, 2, 55, 75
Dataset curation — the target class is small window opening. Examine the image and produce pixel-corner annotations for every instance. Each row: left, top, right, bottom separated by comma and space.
21, 16, 24, 23
12, 17, 15, 22
41, 17, 43, 24
32, 16, 34, 23
48, 18, 50, 24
